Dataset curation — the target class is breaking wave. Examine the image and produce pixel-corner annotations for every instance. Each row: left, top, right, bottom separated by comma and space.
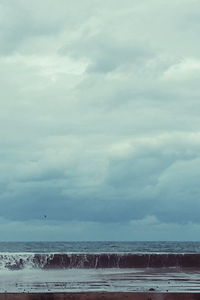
1, 253, 200, 270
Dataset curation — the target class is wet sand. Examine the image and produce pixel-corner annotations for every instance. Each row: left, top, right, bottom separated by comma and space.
0, 292, 200, 300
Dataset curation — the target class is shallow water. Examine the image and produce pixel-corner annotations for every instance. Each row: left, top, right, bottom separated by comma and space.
0, 268, 200, 293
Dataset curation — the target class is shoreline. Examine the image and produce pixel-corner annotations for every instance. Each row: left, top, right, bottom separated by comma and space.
0, 292, 199, 300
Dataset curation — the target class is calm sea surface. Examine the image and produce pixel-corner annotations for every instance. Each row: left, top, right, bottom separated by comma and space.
0, 241, 199, 253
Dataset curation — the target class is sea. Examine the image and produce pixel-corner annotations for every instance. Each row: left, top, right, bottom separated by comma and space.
0, 241, 200, 293
1, 241, 200, 253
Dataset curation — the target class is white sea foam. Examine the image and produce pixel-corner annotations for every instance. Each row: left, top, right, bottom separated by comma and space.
0, 268, 198, 293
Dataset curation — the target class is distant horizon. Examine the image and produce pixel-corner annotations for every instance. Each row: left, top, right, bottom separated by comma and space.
1, 240, 200, 243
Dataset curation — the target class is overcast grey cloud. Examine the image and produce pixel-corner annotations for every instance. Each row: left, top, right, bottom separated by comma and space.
0, 0, 200, 240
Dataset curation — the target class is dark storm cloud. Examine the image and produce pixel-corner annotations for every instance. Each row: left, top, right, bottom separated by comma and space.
1, 133, 200, 228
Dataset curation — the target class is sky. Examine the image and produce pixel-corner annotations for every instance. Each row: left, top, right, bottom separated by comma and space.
0, 0, 200, 241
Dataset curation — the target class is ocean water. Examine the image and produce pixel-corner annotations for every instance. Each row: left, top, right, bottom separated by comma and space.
0, 241, 199, 293
0, 241, 200, 253
0, 241, 200, 271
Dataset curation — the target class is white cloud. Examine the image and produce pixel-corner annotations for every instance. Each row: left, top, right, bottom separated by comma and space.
163, 58, 200, 81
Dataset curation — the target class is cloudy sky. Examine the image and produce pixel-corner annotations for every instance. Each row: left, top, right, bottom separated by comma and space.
0, 0, 200, 241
